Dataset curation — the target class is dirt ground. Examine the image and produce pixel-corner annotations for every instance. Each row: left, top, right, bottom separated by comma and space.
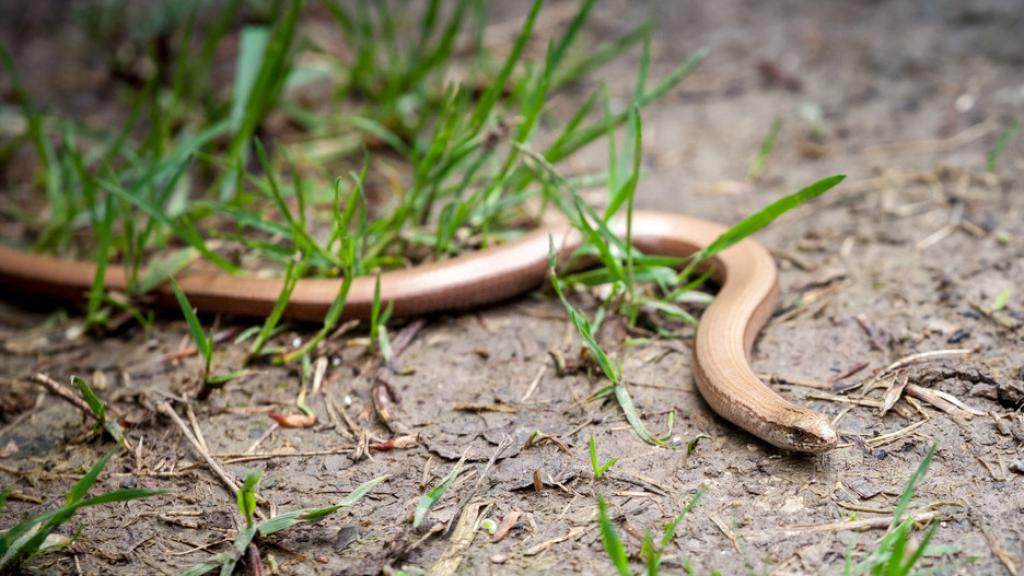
2, 1, 1024, 574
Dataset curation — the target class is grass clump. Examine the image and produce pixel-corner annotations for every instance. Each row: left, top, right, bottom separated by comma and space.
845, 443, 972, 575
597, 486, 706, 575
0, 450, 166, 571
182, 471, 386, 575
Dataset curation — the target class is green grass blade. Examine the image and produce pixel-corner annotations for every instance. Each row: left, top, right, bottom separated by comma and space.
251, 254, 306, 356
596, 496, 631, 576
413, 457, 464, 528
642, 530, 659, 576
71, 375, 128, 448
369, 272, 383, 347
237, 472, 261, 528
76, 487, 168, 508
282, 268, 353, 363
101, 177, 238, 275
553, 23, 651, 89
900, 520, 938, 573
258, 475, 387, 536
679, 174, 845, 282
170, 278, 211, 370
574, 197, 624, 283
136, 247, 199, 295
547, 47, 705, 162
661, 486, 705, 547
747, 117, 783, 181
0, 44, 63, 244
86, 195, 116, 327
891, 442, 936, 528
614, 382, 666, 447
987, 118, 1020, 172
230, 27, 270, 132
468, 0, 542, 132
65, 448, 116, 506
989, 288, 1010, 312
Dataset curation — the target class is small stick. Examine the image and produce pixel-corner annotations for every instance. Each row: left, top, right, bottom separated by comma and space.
806, 391, 882, 408
219, 447, 354, 464
759, 374, 832, 390
879, 372, 910, 416
520, 364, 547, 402
244, 423, 279, 455
906, 384, 985, 417
710, 514, 741, 553
28, 373, 91, 414
157, 401, 264, 518
866, 420, 927, 448
829, 362, 870, 384
185, 403, 209, 454
446, 436, 513, 533
878, 348, 973, 376
847, 348, 973, 393
854, 314, 886, 353
767, 511, 937, 539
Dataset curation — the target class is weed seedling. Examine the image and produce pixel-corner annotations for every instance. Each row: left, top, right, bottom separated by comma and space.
170, 279, 244, 398
589, 433, 617, 480
747, 117, 783, 181
70, 375, 128, 449
987, 118, 1020, 172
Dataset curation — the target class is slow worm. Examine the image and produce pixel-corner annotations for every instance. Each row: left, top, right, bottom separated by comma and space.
0, 210, 838, 453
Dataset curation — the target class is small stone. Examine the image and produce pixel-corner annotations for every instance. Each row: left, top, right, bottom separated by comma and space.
743, 482, 768, 495
946, 329, 970, 344
334, 526, 360, 552
781, 496, 804, 515
997, 377, 1024, 408
970, 383, 998, 401
1008, 460, 1024, 475
843, 477, 882, 499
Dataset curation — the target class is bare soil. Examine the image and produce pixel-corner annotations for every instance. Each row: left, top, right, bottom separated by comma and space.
2, 1, 1023, 574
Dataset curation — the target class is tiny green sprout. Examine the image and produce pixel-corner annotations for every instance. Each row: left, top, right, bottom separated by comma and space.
237, 472, 262, 528
747, 116, 783, 181
987, 118, 1020, 172
171, 278, 244, 397
589, 433, 618, 480
989, 288, 1010, 312
686, 433, 711, 456
70, 375, 128, 449
480, 518, 498, 536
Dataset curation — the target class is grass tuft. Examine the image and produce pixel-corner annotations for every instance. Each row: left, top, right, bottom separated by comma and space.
0, 450, 166, 571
